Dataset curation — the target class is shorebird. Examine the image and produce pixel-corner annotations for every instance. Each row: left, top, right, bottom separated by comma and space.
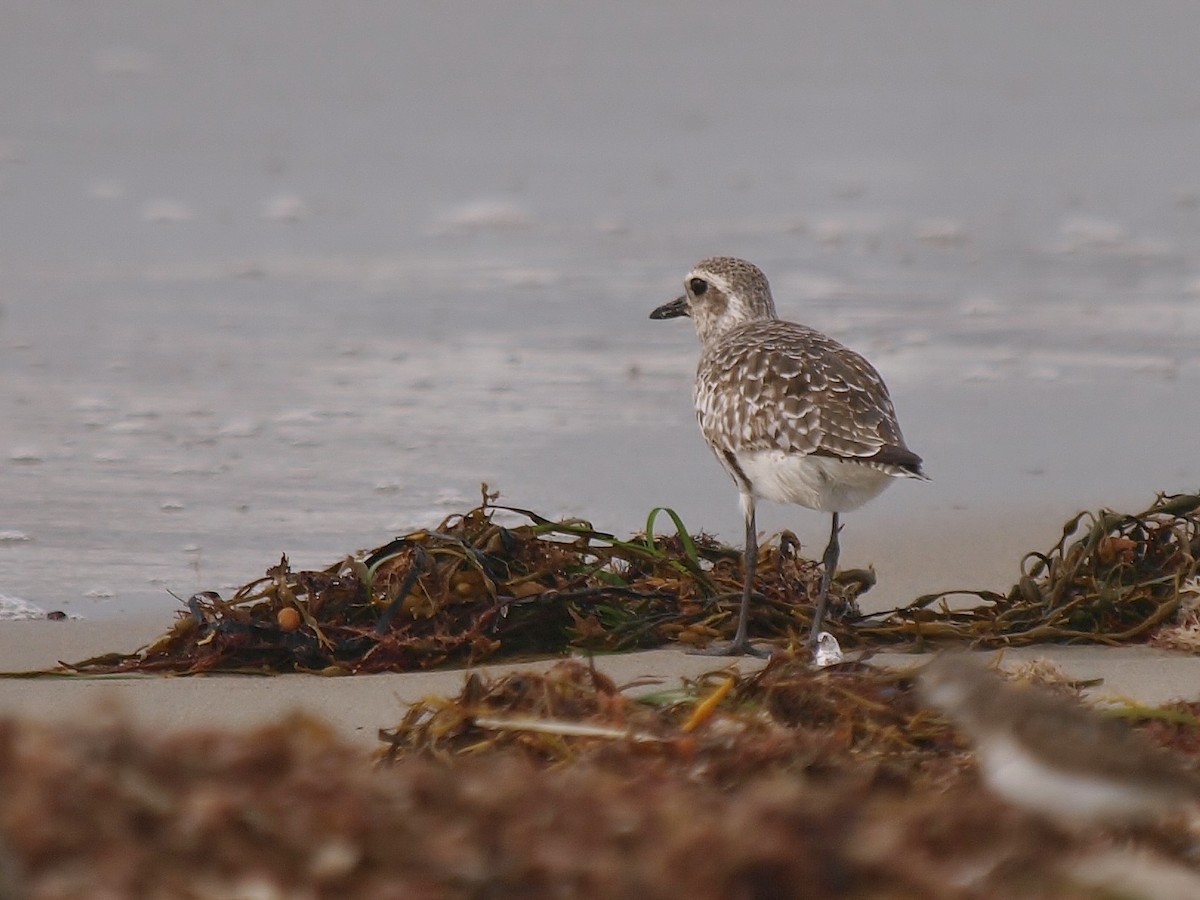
919, 653, 1200, 826
650, 257, 925, 657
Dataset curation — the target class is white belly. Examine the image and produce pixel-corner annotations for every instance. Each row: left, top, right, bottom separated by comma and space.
979, 735, 1174, 825
729, 449, 896, 513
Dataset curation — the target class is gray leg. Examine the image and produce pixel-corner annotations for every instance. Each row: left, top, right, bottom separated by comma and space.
807, 512, 840, 648
728, 502, 757, 650
689, 495, 769, 657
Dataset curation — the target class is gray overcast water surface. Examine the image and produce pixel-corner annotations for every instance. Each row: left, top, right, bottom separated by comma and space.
2, 2, 1198, 618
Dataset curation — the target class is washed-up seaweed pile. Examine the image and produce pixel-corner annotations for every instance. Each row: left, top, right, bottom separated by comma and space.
14, 490, 1200, 676
379, 657, 962, 782
9, 659, 1200, 898
38, 486, 859, 676
0, 689, 1087, 900
379, 656, 1200, 809
857, 492, 1200, 647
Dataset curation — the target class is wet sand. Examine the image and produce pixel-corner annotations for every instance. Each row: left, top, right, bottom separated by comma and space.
2, 616, 1198, 749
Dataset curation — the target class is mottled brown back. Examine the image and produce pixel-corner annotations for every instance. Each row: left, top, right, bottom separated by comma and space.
695, 319, 922, 475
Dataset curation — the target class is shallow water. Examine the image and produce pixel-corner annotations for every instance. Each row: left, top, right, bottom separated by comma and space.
2, 2, 1198, 618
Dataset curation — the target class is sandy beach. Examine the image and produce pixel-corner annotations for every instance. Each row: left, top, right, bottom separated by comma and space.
2, 616, 1199, 750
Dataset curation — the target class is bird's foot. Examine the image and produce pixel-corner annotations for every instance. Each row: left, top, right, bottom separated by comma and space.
687, 640, 773, 659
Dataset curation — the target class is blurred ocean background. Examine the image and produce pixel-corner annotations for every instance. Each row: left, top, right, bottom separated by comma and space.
2, 2, 1198, 618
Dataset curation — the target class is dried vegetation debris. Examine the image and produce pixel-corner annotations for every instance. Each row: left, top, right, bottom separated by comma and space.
0, 710, 1077, 900
11, 657, 1195, 899
10, 490, 1200, 677
378, 658, 959, 782
1151, 574, 1200, 653
374, 655, 1200, 779
373, 658, 1200, 895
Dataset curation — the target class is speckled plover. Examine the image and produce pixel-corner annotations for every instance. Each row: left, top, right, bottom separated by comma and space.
919, 653, 1200, 826
650, 257, 925, 657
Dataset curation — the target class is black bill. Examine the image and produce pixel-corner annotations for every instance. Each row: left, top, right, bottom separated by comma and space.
649, 295, 689, 320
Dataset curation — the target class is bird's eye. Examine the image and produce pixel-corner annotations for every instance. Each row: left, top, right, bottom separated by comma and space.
689, 277, 708, 296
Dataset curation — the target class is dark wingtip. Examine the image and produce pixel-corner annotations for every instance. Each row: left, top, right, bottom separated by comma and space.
870, 445, 929, 479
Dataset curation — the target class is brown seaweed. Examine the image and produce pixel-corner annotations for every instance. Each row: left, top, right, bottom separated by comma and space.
37, 485, 857, 675
5, 658, 1200, 896
858, 492, 1200, 647
0, 702, 1102, 900
8, 489, 1200, 676
378, 657, 964, 783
